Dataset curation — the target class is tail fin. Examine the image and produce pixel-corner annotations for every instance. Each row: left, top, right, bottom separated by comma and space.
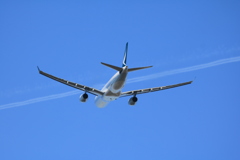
123, 42, 153, 71
100, 43, 128, 71
101, 42, 153, 72
122, 42, 128, 67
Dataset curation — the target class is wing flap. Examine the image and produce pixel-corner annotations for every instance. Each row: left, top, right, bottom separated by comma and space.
38, 67, 104, 96
120, 80, 193, 97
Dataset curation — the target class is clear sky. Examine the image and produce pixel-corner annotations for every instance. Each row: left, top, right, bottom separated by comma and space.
0, 1, 240, 160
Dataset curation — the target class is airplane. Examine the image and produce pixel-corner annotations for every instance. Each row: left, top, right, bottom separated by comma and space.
38, 43, 193, 108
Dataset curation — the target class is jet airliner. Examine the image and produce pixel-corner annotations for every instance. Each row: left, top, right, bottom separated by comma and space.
38, 43, 192, 108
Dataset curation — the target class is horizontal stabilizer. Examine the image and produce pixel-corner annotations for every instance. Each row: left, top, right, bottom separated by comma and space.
101, 62, 152, 72
128, 66, 153, 72
101, 62, 122, 71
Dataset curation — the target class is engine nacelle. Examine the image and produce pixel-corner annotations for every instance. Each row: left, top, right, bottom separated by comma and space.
80, 93, 88, 102
128, 96, 138, 105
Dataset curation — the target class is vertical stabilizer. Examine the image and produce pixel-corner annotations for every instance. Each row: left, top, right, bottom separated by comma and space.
122, 42, 128, 67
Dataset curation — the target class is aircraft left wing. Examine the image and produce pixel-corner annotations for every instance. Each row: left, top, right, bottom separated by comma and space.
37, 67, 104, 96
120, 80, 193, 97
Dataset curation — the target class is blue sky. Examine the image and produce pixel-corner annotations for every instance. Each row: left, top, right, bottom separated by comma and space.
0, 1, 240, 160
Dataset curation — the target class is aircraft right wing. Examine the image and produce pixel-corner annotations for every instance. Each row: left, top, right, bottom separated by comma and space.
37, 67, 104, 96
120, 80, 193, 97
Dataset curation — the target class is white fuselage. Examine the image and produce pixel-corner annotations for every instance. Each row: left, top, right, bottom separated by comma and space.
94, 66, 128, 108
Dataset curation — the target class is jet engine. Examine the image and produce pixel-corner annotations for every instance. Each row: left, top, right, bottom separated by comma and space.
80, 93, 88, 102
128, 96, 138, 105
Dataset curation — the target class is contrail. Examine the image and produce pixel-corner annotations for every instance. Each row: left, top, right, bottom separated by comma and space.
0, 90, 81, 110
0, 56, 240, 110
127, 56, 240, 83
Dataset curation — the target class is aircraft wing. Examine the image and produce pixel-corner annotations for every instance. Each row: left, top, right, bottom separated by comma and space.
120, 80, 193, 97
37, 67, 104, 96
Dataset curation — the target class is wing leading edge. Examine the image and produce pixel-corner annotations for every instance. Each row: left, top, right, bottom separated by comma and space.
120, 80, 193, 97
37, 67, 104, 96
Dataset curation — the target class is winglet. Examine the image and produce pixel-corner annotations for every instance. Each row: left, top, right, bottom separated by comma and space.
122, 42, 128, 67
193, 76, 197, 82
37, 66, 41, 72
188, 77, 196, 84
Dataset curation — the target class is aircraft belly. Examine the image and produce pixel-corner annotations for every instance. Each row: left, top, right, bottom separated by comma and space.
95, 96, 109, 108
113, 80, 124, 90
112, 70, 127, 91
104, 90, 120, 101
